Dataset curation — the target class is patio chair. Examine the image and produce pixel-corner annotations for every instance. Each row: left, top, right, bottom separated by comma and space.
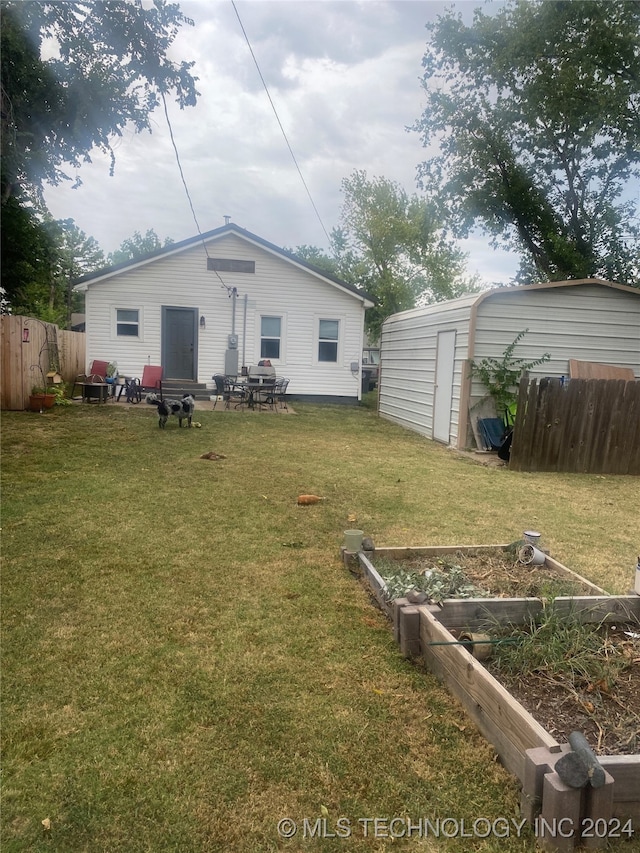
260, 376, 288, 412
72, 359, 110, 398
477, 417, 506, 451
128, 365, 163, 403
212, 374, 245, 409
276, 377, 289, 410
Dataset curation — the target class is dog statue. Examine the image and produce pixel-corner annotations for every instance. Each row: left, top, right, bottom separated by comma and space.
145, 393, 195, 428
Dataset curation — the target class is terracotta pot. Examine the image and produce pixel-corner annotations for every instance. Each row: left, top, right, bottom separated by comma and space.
29, 393, 56, 412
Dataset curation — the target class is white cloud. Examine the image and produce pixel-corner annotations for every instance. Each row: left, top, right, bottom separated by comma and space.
43, 0, 519, 283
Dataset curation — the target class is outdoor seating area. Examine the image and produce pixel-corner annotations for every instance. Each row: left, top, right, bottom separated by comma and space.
212, 367, 289, 412
72, 360, 290, 412
73, 363, 163, 404
72, 359, 119, 402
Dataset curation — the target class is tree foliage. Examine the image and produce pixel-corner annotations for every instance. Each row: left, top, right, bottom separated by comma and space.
1, 210, 105, 325
107, 229, 174, 265
295, 171, 475, 340
1, 0, 198, 320
1, 0, 198, 202
414, 0, 640, 285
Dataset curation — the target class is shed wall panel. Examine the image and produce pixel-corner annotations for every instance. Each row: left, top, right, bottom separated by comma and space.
378, 281, 640, 449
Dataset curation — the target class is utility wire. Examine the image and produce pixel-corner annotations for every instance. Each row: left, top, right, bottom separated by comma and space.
161, 89, 233, 293
161, 89, 210, 258
230, 0, 332, 246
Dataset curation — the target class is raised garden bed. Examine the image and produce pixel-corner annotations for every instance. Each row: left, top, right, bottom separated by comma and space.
343, 543, 640, 851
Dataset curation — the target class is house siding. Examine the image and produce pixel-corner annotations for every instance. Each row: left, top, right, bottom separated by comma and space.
83, 232, 366, 399
379, 281, 640, 449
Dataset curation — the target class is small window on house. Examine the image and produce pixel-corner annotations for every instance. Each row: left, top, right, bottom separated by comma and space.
318, 319, 339, 362
116, 309, 139, 337
260, 316, 281, 359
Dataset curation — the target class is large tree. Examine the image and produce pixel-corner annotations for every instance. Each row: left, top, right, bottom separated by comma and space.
414, 0, 640, 285
1, 0, 198, 317
1, 211, 105, 325
336, 171, 474, 339
292, 172, 474, 340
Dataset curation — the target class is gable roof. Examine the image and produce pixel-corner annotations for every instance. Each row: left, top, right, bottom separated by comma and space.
75, 222, 375, 306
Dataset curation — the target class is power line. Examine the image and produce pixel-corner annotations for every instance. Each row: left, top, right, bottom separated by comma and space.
161, 89, 210, 257
230, 0, 332, 245
161, 89, 233, 293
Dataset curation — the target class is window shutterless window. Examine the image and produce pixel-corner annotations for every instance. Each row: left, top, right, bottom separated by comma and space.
260, 316, 281, 360
318, 319, 339, 362
116, 309, 139, 337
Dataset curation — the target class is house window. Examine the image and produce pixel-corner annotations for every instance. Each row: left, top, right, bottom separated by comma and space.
318, 319, 339, 362
116, 309, 139, 337
260, 316, 281, 360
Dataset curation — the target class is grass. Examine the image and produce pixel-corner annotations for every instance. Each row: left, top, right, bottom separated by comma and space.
2, 400, 639, 852
491, 605, 636, 690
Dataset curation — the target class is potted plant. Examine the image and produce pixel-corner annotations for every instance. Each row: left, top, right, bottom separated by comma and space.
29, 384, 57, 412
29, 360, 70, 412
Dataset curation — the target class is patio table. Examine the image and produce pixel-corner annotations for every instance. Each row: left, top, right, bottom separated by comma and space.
231, 380, 276, 410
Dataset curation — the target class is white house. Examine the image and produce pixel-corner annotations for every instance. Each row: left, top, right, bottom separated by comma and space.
74, 223, 374, 402
378, 279, 640, 449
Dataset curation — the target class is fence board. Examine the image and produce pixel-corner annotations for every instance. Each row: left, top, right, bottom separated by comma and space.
569, 359, 635, 380
510, 378, 640, 474
0, 315, 86, 411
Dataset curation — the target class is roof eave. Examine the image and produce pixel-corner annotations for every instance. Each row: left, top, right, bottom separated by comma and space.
74, 223, 375, 305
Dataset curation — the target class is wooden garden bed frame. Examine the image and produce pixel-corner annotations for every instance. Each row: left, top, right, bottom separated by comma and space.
344, 544, 640, 851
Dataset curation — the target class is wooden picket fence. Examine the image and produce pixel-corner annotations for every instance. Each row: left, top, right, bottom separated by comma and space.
510, 376, 640, 474
0, 315, 86, 411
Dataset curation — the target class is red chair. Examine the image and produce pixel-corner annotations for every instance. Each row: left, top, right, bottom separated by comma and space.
140, 365, 163, 393
127, 365, 163, 403
86, 360, 110, 382
72, 359, 111, 398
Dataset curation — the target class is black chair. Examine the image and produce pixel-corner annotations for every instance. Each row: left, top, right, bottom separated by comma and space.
212, 374, 245, 409
123, 377, 142, 403
126, 365, 163, 403
275, 377, 289, 410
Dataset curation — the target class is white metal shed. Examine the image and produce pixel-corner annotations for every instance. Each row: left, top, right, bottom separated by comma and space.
378, 279, 640, 449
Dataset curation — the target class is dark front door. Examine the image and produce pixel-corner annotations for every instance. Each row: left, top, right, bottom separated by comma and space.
162, 307, 197, 380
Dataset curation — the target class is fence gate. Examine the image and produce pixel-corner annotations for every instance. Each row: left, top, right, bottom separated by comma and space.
1, 315, 85, 411
510, 377, 640, 475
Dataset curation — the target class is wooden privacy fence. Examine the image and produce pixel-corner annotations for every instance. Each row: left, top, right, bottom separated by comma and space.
510, 376, 640, 474
1, 315, 86, 411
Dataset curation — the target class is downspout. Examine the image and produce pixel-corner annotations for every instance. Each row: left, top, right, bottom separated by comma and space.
241, 293, 248, 371
231, 287, 237, 336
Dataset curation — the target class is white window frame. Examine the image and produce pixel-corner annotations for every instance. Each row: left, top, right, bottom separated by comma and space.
259, 314, 283, 362
113, 307, 142, 340
316, 317, 342, 365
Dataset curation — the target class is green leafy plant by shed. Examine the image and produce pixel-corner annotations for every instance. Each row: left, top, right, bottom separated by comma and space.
471, 329, 550, 420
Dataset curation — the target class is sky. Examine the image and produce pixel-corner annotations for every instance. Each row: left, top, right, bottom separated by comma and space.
43, 0, 519, 285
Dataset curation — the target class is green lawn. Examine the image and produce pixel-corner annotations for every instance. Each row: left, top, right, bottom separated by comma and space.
2, 401, 638, 852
